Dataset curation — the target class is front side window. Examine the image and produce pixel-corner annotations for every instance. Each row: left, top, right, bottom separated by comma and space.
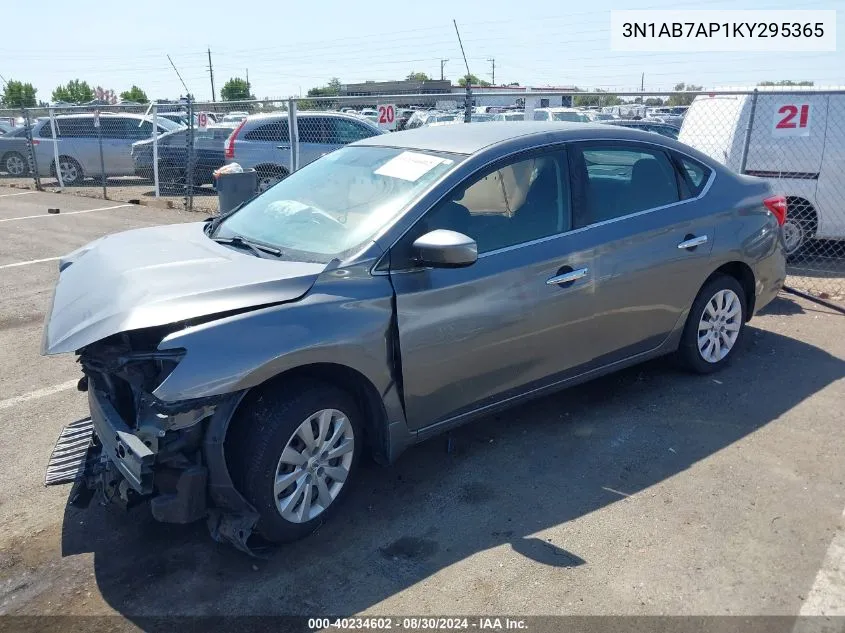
418, 151, 569, 254
214, 146, 459, 262
329, 118, 376, 144
569, 143, 680, 228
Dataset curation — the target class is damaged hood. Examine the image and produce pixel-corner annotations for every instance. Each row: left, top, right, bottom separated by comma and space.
42, 222, 326, 355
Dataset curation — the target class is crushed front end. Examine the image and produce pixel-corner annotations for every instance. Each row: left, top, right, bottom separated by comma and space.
45, 329, 259, 553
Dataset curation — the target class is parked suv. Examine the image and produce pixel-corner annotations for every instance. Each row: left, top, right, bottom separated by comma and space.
224, 112, 384, 191
29, 113, 180, 185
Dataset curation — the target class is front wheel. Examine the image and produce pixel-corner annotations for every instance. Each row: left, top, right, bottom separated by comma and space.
227, 382, 362, 543
676, 274, 747, 374
3, 152, 28, 176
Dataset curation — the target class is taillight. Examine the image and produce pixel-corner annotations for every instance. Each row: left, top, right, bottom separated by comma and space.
764, 195, 787, 226
30, 139, 39, 145
224, 120, 246, 159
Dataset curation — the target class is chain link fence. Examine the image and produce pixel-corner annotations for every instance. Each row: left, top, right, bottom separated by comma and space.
1, 89, 843, 305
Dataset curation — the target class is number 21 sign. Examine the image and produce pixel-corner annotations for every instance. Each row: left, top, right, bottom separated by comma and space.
772, 103, 811, 137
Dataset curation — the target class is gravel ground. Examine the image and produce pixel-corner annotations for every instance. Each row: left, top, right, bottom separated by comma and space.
0, 188, 844, 632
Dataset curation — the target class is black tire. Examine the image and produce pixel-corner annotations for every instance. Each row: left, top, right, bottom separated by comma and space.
52, 156, 84, 186
226, 381, 363, 543
783, 199, 818, 262
676, 274, 748, 374
2, 151, 29, 176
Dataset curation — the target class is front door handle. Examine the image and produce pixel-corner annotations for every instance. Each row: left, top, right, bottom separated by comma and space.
546, 267, 588, 286
677, 235, 708, 250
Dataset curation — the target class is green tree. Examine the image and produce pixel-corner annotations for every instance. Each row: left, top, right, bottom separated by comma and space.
1, 80, 37, 107
221, 77, 254, 101
457, 74, 491, 87
644, 97, 664, 106
52, 80, 94, 104
405, 72, 430, 82
505, 82, 520, 87
758, 80, 814, 87
307, 77, 342, 98
667, 82, 704, 106
119, 85, 149, 103
572, 89, 622, 108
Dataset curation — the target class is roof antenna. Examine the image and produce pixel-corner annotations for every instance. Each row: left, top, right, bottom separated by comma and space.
453, 20, 472, 123
167, 55, 192, 99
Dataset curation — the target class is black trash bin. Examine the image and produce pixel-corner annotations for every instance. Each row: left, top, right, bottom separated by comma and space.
216, 168, 257, 214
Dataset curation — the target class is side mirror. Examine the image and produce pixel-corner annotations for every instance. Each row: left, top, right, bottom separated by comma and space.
412, 229, 477, 268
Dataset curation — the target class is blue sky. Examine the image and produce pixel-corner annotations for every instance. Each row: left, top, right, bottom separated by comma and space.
1, 0, 841, 103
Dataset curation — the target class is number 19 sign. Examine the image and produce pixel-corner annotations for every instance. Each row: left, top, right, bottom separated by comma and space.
377, 104, 396, 130
772, 102, 811, 137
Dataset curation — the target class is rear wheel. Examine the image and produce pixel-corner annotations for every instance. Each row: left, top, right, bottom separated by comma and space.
782, 198, 817, 261
52, 156, 83, 185
676, 274, 747, 374
227, 382, 362, 543
2, 152, 28, 176
255, 165, 288, 192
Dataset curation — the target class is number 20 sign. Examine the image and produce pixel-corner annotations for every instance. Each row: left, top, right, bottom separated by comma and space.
377, 104, 396, 130
772, 103, 811, 138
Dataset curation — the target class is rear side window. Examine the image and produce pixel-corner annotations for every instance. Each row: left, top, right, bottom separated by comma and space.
298, 118, 326, 144
569, 142, 680, 228
673, 155, 712, 197
56, 117, 97, 138
243, 121, 289, 142
99, 118, 126, 139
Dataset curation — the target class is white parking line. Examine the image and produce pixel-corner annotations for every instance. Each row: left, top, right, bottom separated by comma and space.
0, 191, 37, 198
799, 506, 845, 616
0, 380, 79, 411
0, 256, 61, 270
0, 203, 132, 223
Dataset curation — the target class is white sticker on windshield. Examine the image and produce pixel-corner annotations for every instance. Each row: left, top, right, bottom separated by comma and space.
374, 151, 448, 182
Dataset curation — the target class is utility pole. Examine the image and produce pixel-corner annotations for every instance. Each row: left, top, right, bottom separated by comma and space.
641, 72, 644, 92
488, 58, 495, 85
440, 59, 449, 81
207, 48, 216, 102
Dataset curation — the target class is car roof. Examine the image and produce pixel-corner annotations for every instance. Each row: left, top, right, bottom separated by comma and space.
353, 121, 626, 154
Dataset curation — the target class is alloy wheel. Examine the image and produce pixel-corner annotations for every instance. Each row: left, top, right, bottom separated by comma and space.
59, 161, 80, 184
697, 289, 742, 363
273, 408, 355, 524
5, 154, 26, 176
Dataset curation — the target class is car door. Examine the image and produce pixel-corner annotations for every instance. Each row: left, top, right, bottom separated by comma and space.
562, 140, 715, 364
54, 116, 99, 176
98, 117, 134, 176
389, 148, 607, 431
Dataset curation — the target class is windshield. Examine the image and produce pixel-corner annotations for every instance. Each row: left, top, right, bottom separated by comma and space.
552, 111, 588, 122
214, 146, 459, 262
156, 117, 182, 132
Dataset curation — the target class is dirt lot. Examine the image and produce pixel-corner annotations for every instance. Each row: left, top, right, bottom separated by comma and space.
0, 188, 844, 631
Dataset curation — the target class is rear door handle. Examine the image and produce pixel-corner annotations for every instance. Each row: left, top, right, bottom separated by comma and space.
277, 144, 290, 150
677, 235, 708, 250
546, 267, 588, 286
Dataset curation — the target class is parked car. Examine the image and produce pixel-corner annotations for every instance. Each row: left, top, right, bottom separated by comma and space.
680, 91, 845, 258
221, 111, 249, 124
43, 122, 785, 550
492, 112, 526, 122
0, 121, 15, 135
604, 119, 680, 139
224, 111, 384, 191
532, 107, 590, 122
20, 114, 182, 185
159, 112, 190, 126
0, 127, 33, 176
581, 111, 616, 122
131, 123, 237, 189
359, 109, 379, 123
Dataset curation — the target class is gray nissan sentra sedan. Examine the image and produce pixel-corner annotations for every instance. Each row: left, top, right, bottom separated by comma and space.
42, 122, 786, 551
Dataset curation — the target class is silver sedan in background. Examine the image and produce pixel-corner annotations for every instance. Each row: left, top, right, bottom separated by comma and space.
43, 122, 786, 551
